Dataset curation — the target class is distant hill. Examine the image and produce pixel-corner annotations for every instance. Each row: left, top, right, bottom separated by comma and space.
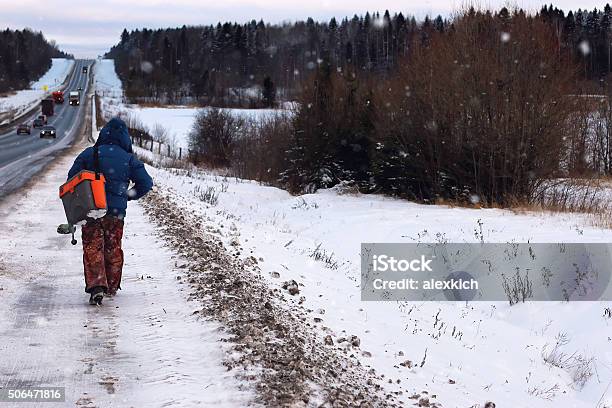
0, 28, 72, 94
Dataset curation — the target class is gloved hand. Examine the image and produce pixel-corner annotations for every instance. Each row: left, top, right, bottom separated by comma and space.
57, 224, 75, 235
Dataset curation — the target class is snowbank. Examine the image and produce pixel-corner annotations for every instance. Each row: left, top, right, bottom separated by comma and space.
0, 58, 74, 125
148, 166, 612, 407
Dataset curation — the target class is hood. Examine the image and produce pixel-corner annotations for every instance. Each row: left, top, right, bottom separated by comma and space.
96, 117, 132, 153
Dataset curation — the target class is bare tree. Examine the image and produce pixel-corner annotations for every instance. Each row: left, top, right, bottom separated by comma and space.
188, 108, 245, 167
374, 10, 584, 204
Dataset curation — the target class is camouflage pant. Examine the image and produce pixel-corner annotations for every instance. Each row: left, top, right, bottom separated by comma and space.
82, 215, 124, 294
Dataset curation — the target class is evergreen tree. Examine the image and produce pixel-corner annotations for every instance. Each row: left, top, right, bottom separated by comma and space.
262, 75, 276, 107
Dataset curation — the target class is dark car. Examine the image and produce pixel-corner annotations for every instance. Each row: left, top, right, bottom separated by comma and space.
77, 86, 83, 91
37, 114, 47, 124
33, 118, 44, 128
16, 123, 31, 135
40, 126, 57, 139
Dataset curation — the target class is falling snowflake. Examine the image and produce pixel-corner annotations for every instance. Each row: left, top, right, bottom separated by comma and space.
579, 40, 591, 56
500, 32, 511, 43
373, 17, 387, 29
140, 61, 153, 74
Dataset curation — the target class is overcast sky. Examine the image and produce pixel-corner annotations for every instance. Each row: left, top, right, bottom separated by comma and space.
0, 0, 605, 58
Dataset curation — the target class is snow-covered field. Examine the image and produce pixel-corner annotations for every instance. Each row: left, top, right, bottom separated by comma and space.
0, 58, 74, 125
126, 106, 284, 149
147, 166, 612, 407
94, 58, 287, 149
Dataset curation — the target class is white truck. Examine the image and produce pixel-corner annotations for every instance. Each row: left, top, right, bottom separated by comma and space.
69, 91, 80, 106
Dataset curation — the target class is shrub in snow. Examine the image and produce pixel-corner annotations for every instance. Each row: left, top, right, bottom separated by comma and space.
189, 107, 245, 167
231, 111, 292, 185
541, 332, 594, 390
280, 62, 373, 194
309, 244, 339, 269
192, 185, 219, 206
501, 269, 533, 305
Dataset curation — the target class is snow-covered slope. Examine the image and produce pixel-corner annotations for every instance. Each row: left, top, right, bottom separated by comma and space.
93, 58, 123, 99
148, 166, 612, 408
0, 58, 75, 125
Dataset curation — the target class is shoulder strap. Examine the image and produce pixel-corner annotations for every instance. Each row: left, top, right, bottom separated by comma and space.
93, 146, 101, 180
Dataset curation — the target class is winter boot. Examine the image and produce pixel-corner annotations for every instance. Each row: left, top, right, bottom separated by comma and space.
89, 286, 105, 305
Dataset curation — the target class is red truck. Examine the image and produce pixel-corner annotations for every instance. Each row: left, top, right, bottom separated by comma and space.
41, 98, 54, 116
52, 91, 64, 104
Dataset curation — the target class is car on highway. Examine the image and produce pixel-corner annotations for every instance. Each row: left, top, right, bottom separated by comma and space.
16, 123, 31, 135
69, 91, 80, 106
37, 114, 48, 124
32, 118, 45, 128
39, 125, 57, 139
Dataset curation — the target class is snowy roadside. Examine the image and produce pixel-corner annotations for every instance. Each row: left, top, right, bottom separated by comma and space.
144, 165, 612, 408
0, 149, 252, 407
141, 187, 394, 407
0, 58, 75, 126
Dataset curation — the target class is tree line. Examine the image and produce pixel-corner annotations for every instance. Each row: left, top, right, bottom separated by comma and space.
541, 4, 612, 81
108, 4, 612, 106
191, 8, 599, 205
106, 11, 430, 105
0, 28, 70, 94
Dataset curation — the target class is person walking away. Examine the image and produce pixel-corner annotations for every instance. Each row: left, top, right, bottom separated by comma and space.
67, 117, 153, 305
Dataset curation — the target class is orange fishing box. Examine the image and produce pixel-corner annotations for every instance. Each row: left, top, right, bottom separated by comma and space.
58, 147, 107, 244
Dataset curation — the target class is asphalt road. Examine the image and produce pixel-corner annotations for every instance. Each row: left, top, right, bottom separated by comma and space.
0, 59, 92, 197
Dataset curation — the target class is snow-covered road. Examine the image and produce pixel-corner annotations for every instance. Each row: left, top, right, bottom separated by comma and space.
0, 151, 251, 407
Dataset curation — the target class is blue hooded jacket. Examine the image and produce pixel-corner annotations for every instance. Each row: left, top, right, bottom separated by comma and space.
67, 118, 153, 217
